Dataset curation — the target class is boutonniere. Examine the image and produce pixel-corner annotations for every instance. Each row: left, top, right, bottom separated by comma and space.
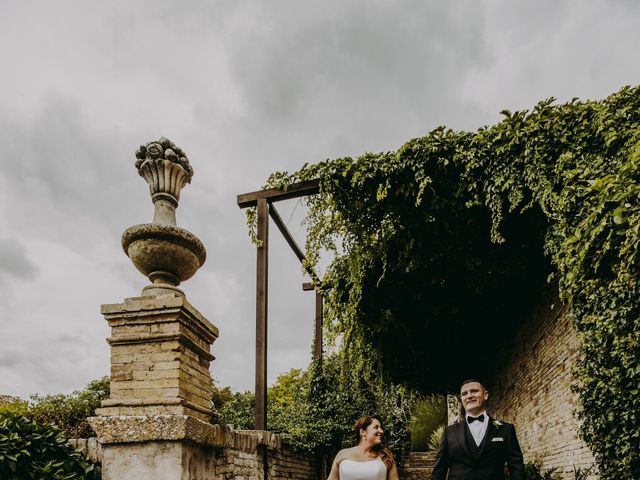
493, 419, 503, 428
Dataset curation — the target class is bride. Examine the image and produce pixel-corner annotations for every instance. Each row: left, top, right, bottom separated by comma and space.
327, 415, 399, 480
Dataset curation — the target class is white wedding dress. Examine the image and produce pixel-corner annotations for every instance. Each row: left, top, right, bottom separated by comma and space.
339, 458, 387, 480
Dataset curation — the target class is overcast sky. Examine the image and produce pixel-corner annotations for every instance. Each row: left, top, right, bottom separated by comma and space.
1, 0, 638, 399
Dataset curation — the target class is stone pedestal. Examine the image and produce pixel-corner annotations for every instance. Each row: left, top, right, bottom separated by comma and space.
89, 415, 222, 480
96, 293, 217, 421
89, 293, 221, 480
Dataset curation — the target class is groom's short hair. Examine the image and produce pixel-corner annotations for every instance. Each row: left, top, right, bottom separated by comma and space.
460, 378, 487, 391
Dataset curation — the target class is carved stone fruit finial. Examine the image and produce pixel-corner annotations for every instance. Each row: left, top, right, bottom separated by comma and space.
134, 137, 194, 226
135, 137, 193, 180
123, 138, 206, 298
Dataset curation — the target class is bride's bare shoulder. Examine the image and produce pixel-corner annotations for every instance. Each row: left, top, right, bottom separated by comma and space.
335, 447, 359, 463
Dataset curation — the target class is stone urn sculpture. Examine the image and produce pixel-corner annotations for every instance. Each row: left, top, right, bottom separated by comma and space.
122, 137, 206, 297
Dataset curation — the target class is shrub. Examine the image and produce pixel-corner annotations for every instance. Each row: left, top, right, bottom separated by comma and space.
427, 424, 445, 452
524, 461, 560, 480
409, 395, 446, 451
0, 412, 100, 480
211, 380, 233, 414
218, 391, 255, 430
29, 377, 110, 439
572, 465, 595, 480
0, 399, 29, 416
216, 360, 416, 456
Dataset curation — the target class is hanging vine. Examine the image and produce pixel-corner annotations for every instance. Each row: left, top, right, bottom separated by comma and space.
251, 85, 640, 479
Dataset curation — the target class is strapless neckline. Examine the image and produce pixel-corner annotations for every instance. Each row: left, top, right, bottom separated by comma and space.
339, 458, 386, 480
342, 458, 382, 463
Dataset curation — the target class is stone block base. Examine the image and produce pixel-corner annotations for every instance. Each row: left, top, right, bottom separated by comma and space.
89, 415, 222, 480
101, 440, 215, 480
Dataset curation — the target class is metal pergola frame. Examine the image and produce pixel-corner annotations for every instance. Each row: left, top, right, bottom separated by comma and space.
237, 179, 322, 430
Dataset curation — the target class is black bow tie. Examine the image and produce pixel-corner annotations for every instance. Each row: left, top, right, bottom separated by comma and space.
467, 414, 485, 424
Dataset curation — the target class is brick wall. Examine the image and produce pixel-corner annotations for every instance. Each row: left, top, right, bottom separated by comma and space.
213, 427, 318, 480
489, 294, 597, 479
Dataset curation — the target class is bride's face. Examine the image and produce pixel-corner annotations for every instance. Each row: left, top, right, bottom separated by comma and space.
361, 418, 384, 445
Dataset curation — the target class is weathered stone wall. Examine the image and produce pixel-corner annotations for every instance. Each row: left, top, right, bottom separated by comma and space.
69, 438, 102, 465
71, 426, 318, 480
213, 427, 318, 480
489, 295, 597, 479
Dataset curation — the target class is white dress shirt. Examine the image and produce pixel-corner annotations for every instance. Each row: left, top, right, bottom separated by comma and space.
467, 410, 489, 446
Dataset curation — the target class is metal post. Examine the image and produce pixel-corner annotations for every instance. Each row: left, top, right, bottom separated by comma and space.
314, 291, 323, 362
255, 198, 268, 430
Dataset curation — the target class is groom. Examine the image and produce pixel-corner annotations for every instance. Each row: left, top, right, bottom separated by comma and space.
431, 379, 526, 480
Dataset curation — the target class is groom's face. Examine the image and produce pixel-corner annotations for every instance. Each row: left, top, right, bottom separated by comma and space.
460, 381, 489, 415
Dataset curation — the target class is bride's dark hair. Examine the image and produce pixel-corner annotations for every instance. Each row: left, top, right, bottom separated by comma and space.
353, 415, 395, 470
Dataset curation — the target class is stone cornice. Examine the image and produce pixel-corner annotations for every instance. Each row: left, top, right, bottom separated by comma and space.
102, 294, 219, 342
88, 415, 222, 446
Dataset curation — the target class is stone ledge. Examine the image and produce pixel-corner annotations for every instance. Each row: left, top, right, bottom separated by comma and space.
88, 415, 222, 446
87, 417, 294, 453
225, 427, 282, 450
100, 396, 213, 414
101, 293, 219, 340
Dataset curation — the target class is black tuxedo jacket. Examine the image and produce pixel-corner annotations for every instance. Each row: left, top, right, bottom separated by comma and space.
431, 416, 525, 480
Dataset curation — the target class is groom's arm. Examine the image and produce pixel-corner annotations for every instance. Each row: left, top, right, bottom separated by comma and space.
430, 428, 450, 480
505, 424, 526, 480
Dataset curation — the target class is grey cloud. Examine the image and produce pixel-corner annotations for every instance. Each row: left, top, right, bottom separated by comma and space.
0, 237, 38, 280
0, 348, 26, 368
1, 93, 138, 209
1, 0, 639, 398
222, 1, 488, 114
0, 94, 148, 259
174, 0, 496, 202
219, 1, 490, 137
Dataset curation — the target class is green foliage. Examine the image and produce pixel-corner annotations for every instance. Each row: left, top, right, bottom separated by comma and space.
266, 368, 313, 448
0, 412, 100, 480
302, 356, 416, 454
409, 395, 446, 451
28, 377, 110, 439
426, 424, 445, 452
218, 361, 415, 455
0, 400, 29, 416
524, 461, 560, 480
255, 85, 640, 479
572, 465, 595, 480
217, 369, 311, 435
218, 390, 255, 430
211, 379, 234, 418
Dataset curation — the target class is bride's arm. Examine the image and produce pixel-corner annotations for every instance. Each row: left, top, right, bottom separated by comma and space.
327, 450, 345, 480
387, 460, 399, 480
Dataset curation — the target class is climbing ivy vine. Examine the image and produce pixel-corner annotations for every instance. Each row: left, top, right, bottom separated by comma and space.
253, 85, 640, 479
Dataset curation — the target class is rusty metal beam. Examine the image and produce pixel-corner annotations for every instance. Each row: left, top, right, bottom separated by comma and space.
314, 291, 323, 362
255, 198, 268, 430
268, 204, 321, 285
302, 282, 324, 363
238, 178, 324, 431
237, 179, 320, 209
268, 204, 305, 263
